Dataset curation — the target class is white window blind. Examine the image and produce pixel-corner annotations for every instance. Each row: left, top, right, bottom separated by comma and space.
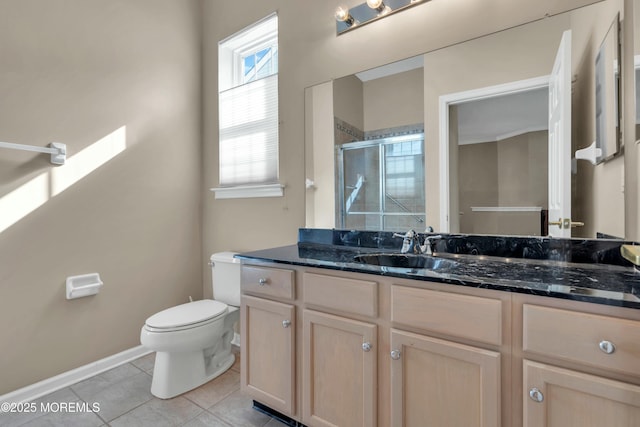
219, 74, 278, 186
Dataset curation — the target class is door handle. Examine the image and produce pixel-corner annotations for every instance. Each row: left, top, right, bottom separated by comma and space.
549, 218, 583, 229
548, 218, 566, 229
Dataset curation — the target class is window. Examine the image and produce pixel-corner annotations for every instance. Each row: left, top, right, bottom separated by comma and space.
212, 13, 282, 199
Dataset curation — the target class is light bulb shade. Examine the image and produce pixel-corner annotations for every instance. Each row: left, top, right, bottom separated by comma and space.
335, 5, 350, 22
366, 0, 387, 14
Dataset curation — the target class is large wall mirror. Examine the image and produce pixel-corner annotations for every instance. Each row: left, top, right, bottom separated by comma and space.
306, 0, 634, 239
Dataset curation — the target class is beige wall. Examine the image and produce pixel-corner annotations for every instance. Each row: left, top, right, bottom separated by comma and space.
363, 68, 424, 131
333, 67, 424, 136
459, 132, 548, 235
0, 1, 203, 394
334, 75, 364, 132
497, 132, 549, 208
459, 141, 499, 233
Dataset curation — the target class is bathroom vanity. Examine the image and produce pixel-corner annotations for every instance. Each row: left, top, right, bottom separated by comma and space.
237, 229, 640, 427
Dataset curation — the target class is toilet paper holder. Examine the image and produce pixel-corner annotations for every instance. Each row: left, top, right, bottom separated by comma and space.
66, 273, 103, 300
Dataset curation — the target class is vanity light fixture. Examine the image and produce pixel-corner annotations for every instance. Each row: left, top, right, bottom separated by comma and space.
335, 0, 427, 35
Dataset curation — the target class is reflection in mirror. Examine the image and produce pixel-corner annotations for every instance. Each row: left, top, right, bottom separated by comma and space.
330, 62, 425, 232
453, 88, 548, 236
306, 0, 630, 238
437, 30, 573, 237
594, 14, 622, 162
636, 0, 640, 144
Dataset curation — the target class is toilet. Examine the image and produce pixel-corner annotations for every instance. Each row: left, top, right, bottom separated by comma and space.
140, 252, 241, 399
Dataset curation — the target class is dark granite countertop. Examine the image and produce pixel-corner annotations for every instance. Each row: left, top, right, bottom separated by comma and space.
237, 229, 640, 309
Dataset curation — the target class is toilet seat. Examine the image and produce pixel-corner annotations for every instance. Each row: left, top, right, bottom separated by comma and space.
144, 300, 228, 332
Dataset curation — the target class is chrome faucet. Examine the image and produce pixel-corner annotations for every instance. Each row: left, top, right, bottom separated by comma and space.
393, 230, 443, 255
393, 230, 421, 254
423, 234, 443, 255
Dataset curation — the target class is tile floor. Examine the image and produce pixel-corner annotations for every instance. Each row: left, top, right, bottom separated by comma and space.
1, 348, 287, 427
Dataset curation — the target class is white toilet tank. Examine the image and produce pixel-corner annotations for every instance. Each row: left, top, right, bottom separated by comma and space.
210, 252, 241, 307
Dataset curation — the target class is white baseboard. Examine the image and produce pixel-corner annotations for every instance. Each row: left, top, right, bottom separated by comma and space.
0, 345, 152, 404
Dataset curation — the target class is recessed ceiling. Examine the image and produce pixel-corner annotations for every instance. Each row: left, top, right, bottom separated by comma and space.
456, 88, 548, 145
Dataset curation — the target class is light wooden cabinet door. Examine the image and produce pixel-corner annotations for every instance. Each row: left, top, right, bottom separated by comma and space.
241, 295, 295, 415
303, 309, 377, 427
390, 329, 501, 427
524, 360, 640, 427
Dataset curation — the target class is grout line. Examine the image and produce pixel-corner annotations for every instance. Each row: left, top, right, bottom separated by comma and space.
66, 373, 110, 425
75, 366, 154, 425
182, 394, 208, 410
105, 394, 155, 425
182, 401, 207, 426
204, 410, 233, 427
205, 387, 239, 413
129, 363, 144, 374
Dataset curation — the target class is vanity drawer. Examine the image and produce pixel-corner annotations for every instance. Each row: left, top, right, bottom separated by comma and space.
241, 266, 295, 300
303, 272, 377, 317
523, 304, 640, 376
391, 285, 502, 346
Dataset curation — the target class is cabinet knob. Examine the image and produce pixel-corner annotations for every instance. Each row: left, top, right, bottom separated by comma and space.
362, 342, 372, 352
529, 387, 544, 402
258, 278, 268, 286
599, 340, 616, 354
390, 349, 401, 360
282, 320, 291, 328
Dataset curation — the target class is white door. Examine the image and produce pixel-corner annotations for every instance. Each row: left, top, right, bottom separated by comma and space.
548, 30, 572, 237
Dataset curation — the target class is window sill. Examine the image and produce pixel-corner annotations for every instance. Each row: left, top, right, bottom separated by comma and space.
210, 183, 285, 199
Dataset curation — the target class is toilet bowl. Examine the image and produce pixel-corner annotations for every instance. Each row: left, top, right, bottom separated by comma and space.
140, 252, 241, 399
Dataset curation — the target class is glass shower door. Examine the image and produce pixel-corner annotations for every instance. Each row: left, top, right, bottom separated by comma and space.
337, 134, 425, 232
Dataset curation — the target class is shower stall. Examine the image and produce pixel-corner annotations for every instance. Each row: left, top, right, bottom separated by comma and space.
336, 134, 426, 232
